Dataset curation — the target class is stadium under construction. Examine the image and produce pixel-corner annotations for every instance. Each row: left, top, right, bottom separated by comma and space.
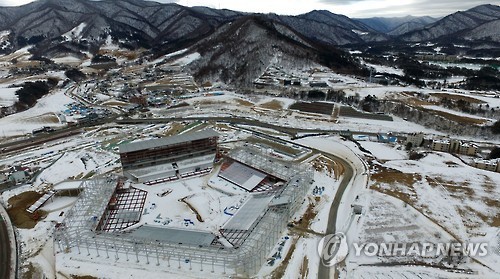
54, 129, 314, 277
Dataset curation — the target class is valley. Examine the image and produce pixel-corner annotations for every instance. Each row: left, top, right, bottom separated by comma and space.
0, 1, 499, 279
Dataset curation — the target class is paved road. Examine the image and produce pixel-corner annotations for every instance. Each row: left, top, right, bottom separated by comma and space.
317, 154, 354, 279
0, 114, 362, 279
0, 216, 12, 279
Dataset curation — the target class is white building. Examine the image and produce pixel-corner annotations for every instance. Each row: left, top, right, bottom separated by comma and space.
432, 139, 450, 152
459, 143, 478, 156
470, 159, 499, 172
406, 132, 424, 148
9, 171, 29, 184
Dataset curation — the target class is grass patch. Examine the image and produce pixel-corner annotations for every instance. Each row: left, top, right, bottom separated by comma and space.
429, 93, 485, 104
20, 262, 38, 279
164, 122, 185, 136
25, 113, 60, 123
422, 107, 488, 125
312, 156, 343, 179
259, 100, 283, 110
270, 237, 298, 279
370, 164, 420, 205
235, 98, 253, 107
300, 256, 309, 279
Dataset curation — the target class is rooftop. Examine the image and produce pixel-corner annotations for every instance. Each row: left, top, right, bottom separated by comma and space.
119, 129, 219, 153
223, 196, 273, 231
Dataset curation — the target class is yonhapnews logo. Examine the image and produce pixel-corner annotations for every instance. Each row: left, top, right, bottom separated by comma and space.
318, 232, 348, 267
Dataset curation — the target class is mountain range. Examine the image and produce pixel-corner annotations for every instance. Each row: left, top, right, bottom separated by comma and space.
0, 0, 499, 85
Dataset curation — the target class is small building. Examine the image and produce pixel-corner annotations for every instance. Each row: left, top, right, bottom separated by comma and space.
353, 204, 363, 215
406, 132, 424, 148
9, 171, 29, 184
431, 139, 450, 152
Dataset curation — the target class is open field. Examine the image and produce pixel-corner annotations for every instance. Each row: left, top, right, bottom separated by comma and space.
429, 93, 486, 104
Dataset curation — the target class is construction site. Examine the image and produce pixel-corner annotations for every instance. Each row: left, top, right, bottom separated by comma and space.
53, 129, 314, 276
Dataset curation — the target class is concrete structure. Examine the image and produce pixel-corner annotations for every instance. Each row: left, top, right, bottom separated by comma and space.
55, 148, 314, 277
459, 143, 478, 156
450, 139, 461, 153
8, 171, 29, 184
406, 132, 424, 148
471, 159, 499, 172
119, 129, 218, 182
431, 139, 450, 152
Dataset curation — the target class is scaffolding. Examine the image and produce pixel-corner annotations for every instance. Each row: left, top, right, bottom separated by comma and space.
55, 149, 314, 277
226, 147, 307, 181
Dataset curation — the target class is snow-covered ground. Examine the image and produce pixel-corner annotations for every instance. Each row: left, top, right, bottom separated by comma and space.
364, 62, 404, 76
422, 104, 495, 123
0, 89, 73, 137
133, 174, 245, 232
0, 86, 19, 106
358, 141, 407, 160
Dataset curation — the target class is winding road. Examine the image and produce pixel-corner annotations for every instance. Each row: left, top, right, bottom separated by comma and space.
317, 154, 354, 279
0, 115, 365, 279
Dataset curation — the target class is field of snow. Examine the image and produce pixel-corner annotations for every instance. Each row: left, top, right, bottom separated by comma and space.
134, 174, 245, 232
34, 148, 119, 187
422, 104, 494, 123
358, 141, 407, 160
62, 23, 87, 41
170, 52, 201, 66
364, 62, 404, 76
0, 89, 73, 137
364, 151, 500, 275
0, 86, 19, 106
51, 56, 83, 64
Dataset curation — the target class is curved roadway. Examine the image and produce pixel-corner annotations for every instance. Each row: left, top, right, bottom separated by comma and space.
0, 115, 362, 279
316, 154, 353, 279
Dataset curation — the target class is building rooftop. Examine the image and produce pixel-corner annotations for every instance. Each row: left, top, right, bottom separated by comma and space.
119, 129, 219, 154
223, 196, 273, 231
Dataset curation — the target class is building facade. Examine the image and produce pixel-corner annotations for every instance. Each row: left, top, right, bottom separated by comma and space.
406, 132, 424, 148
119, 129, 219, 182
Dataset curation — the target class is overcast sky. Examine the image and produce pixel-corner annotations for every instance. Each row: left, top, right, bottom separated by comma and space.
0, 0, 497, 18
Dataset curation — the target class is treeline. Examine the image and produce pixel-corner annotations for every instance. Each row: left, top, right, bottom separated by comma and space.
13, 79, 58, 111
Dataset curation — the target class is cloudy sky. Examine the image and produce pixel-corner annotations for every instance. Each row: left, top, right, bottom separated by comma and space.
0, 0, 496, 18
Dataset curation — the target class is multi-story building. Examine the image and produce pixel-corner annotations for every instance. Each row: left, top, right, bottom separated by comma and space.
431, 139, 450, 152
459, 143, 479, 156
119, 129, 219, 182
470, 159, 499, 172
406, 132, 424, 148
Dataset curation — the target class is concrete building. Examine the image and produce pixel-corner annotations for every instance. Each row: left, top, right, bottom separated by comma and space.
470, 159, 499, 172
119, 129, 219, 182
9, 171, 29, 184
449, 139, 461, 153
459, 143, 478, 156
406, 132, 424, 148
432, 139, 450, 152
